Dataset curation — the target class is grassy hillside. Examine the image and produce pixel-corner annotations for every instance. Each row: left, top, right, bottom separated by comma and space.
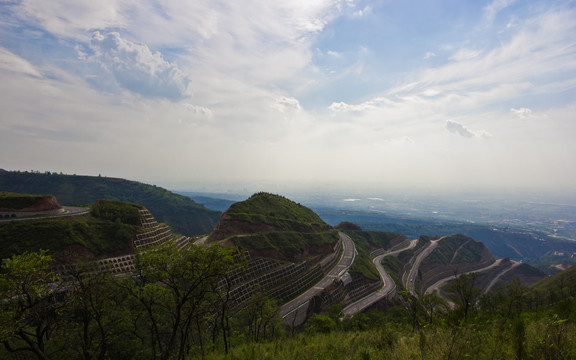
0, 170, 220, 235
0, 200, 142, 259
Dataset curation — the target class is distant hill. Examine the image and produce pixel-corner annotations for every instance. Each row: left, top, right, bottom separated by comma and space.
316, 208, 576, 270
0, 171, 220, 235
177, 192, 238, 212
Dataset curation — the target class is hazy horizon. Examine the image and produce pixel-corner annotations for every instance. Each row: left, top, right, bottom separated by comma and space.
2, 1, 576, 194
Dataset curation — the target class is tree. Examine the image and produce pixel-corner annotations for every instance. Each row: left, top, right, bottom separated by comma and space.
0, 250, 65, 360
399, 290, 424, 333
448, 273, 481, 322
129, 242, 238, 360
306, 314, 336, 334
421, 292, 449, 324
57, 259, 134, 360
235, 291, 282, 343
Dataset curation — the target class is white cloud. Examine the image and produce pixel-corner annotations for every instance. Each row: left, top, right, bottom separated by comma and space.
423, 52, 436, 60
450, 48, 482, 61
88, 32, 190, 100
484, 0, 517, 24
328, 97, 390, 113
272, 96, 302, 113
352, 5, 372, 18
0, 48, 42, 77
446, 120, 491, 138
510, 107, 532, 118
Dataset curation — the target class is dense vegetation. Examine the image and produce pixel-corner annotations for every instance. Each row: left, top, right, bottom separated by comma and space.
0, 200, 142, 259
0, 244, 276, 360
4, 244, 574, 360
0, 171, 220, 235
0, 192, 55, 210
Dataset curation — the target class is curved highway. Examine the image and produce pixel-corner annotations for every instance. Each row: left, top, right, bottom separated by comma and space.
343, 239, 417, 315
405, 237, 443, 295
484, 260, 522, 292
0, 206, 90, 223
424, 258, 502, 295
280, 231, 355, 324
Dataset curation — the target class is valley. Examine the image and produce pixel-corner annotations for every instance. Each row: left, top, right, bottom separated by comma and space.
1, 172, 575, 359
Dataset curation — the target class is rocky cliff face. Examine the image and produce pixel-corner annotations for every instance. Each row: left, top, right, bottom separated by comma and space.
21, 196, 62, 212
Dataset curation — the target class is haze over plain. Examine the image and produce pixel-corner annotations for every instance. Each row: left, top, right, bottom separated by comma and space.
1, 0, 575, 195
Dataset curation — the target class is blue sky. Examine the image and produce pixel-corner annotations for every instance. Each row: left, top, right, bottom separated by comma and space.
1, 0, 576, 194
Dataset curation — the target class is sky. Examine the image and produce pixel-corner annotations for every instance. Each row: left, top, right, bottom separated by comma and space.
1, 0, 576, 195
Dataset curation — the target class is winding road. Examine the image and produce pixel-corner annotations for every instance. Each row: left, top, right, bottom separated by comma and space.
405, 237, 443, 295
0, 206, 90, 223
424, 258, 503, 295
279, 231, 355, 324
484, 260, 522, 292
343, 239, 417, 315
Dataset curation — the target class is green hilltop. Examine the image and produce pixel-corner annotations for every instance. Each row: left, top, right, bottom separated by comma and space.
0, 170, 220, 235
209, 192, 338, 261
224, 192, 330, 230
210, 192, 333, 240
